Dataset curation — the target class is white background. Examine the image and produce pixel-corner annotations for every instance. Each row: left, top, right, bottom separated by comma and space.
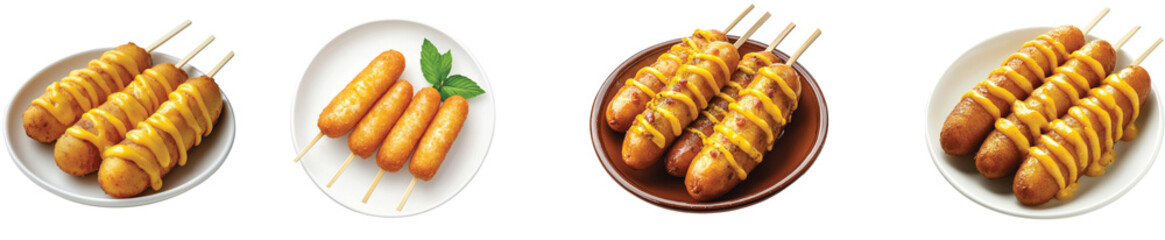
1, 0, 1163, 238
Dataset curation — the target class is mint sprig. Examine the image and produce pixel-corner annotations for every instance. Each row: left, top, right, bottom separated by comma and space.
421, 38, 484, 100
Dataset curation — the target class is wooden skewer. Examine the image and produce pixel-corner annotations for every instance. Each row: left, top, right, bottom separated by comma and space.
1115, 26, 1140, 51
765, 22, 796, 53
293, 132, 324, 163
723, 4, 754, 33
145, 20, 192, 53
733, 12, 770, 49
397, 177, 419, 211
362, 169, 386, 203
1133, 38, 1162, 66
327, 153, 356, 188
1082, 8, 1109, 35
175, 35, 214, 68
786, 29, 821, 66
206, 51, 234, 77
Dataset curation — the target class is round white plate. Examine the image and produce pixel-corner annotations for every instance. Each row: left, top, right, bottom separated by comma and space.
926, 27, 1162, 218
6, 48, 236, 207
292, 20, 495, 217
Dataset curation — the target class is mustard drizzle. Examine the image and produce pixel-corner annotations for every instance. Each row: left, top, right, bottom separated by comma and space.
102, 80, 214, 190
1029, 69, 1142, 199
66, 66, 179, 152
707, 65, 800, 180
962, 35, 1067, 119
33, 48, 142, 124
993, 46, 1105, 153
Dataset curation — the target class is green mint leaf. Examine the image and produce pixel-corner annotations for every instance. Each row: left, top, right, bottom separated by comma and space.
438, 74, 485, 100
439, 50, 452, 86
420, 38, 444, 87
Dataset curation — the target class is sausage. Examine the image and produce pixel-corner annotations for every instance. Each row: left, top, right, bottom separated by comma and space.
686, 63, 802, 201
24, 43, 152, 142
973, 40, 1116, 179
318, 50, 405, 138
940, 25, 1085, 156
409, 95, 469, 181
622, 41, 740, 170
606, 29, 728, 132
54, 63, 190, 176
348, 80, 413, 158
665, 51, 781, 177
376, 87, 441, 172
97, 76, 224, 198
1013, 66, 1150, 206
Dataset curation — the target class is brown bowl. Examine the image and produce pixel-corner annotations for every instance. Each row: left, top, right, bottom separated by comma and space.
590, 36, 829, 212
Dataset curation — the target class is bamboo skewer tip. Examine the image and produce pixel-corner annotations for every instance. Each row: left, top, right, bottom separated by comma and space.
145, 20, 192, 53
1114, 26, 1140, 51
207, 51, 234, 78
176, 35, 214, 68
293, 132, 324, 163
786, 29, 822, 66
734, 12, 771, 49
362, 169, 386, 203
1133, 38, 1163, 66
327, 153, 357, 188
1083, 8, 1109, 35
723, 4, 755, 33
397, 177, 419, 211
765, 22, 797, 53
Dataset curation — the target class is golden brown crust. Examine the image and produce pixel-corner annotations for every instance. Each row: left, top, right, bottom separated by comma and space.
940, 26, 1085, 156
53, 64, 188, 176
622, 42, 740, 170
973, 40, 1116, 178
23, 43, 151, 143
665, 52, 781, 177
348, 80, 413, 158
376, 88, 441, 172
409, 96, 469, 181
606, 30, 728, 132
686, 64, 802, 201
318, 50, 405, 138
1012, 66, 1150, 205
97, 77, 224, 198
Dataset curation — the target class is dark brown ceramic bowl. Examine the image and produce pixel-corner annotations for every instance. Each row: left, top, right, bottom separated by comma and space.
590, 36, 828, 212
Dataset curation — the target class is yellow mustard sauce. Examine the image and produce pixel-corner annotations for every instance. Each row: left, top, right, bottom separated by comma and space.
962, 35, 1067, 119
684, 53, 775, 144
1029, 69, 1140, 199
66, 67, 177, 151
994, 49, 1104, 153
709, 65, 800, 180
629, 45, 729, 149
33, 49, 141, 124
624, 29, 719, 101
102, 81, 212, 190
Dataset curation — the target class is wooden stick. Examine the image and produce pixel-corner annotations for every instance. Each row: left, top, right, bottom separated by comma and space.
175, 35, 214, 68
1133, 38, 1162, 66
206, 51, 234, 77
1115, 26, 1140, 51
1083, 8, 1109, 35
362, 169, 386, 203
765, 22, 796, 53
786, 29, 822, 66
396, 177, 419, 211
145, 20, 192, 52
293, 132, 324, 163
733, 12, 770, 49
327, 153, 356, 188
723, 4, 754, 33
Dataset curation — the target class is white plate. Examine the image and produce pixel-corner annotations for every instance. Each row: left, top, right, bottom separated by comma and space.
292, 20, 495, 217
926, 27, 1162, 218
6, 48, 236, 207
